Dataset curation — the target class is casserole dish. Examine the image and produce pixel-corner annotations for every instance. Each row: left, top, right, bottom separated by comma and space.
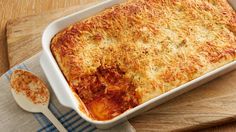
41, 0, 236, 129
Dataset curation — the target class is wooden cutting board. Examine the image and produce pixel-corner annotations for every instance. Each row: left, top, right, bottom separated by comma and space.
6, 1, 236, 131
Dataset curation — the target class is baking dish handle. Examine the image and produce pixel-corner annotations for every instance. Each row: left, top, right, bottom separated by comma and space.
40, 52, 75, 108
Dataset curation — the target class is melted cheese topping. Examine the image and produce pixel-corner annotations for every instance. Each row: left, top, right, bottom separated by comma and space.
51, 0, 236, 120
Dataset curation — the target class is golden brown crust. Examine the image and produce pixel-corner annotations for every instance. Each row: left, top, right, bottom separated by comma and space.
51, 0, 236, 120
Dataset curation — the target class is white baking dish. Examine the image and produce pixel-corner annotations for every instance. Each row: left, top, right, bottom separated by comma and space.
40, 0, 236, 129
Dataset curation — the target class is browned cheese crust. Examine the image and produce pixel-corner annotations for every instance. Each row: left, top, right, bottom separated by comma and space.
51, 0, 236, 120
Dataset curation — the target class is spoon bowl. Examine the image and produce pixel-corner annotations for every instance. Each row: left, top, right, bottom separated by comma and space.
10, 70, 67, 132
10, 70, 50, 112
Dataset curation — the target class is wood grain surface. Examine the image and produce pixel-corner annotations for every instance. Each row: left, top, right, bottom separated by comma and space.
4, 0, 236, 131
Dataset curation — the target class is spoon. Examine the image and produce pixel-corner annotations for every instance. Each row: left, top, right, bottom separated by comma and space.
10, 70, 67, 132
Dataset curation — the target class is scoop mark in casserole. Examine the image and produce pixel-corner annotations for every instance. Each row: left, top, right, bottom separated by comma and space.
51, 0, 236, 120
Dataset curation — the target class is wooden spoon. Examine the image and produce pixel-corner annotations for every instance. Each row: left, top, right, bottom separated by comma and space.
10, 70, 67, 132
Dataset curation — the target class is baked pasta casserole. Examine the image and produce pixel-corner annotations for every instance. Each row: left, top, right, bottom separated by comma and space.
51, 0, 236, 120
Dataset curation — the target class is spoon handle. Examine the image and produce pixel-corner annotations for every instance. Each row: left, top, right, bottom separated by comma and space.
41, 108, 67, 132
